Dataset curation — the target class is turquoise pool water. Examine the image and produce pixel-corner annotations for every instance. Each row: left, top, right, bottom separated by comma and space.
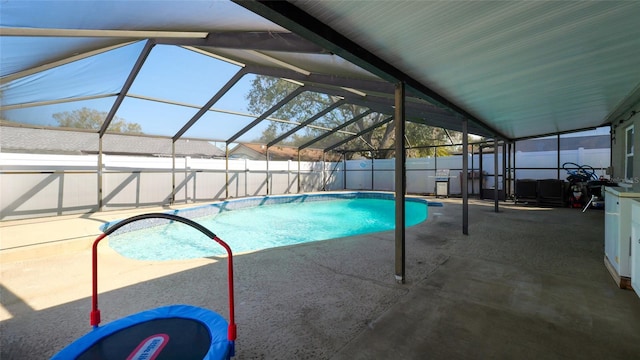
108, 196, 430, 261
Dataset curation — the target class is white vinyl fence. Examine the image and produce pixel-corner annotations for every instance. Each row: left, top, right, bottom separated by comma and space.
1, 147, 610, 220
0, 153, 325, 220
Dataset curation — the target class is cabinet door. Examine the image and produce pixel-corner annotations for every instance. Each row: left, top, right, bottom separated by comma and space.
632, 203, 640, 299
604, 193, 620, 272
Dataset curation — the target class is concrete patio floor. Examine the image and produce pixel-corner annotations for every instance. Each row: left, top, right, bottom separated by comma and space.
1, 197, 639, 359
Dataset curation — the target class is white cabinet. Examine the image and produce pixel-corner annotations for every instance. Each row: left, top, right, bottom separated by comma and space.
604, 186, 640, 288
632, 200, 640, 299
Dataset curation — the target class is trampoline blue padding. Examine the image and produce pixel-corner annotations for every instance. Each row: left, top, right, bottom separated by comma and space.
53, 304, 231, 360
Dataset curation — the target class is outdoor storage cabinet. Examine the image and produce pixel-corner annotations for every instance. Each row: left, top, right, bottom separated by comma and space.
631, 200, 640, 299
604, 186, 640, 289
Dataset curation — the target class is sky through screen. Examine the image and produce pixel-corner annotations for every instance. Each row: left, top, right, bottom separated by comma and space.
2, 41, 265, 142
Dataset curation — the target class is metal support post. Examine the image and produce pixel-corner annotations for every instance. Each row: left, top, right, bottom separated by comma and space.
266, 148, 270, 195
557, 134, 561, 180
494, 140, 499, 213
171, 142, 176, 204
506, 142, 512, 198
394, 82, 406, 284
371, 156, 375, 190
471, 144, 475, 195
434, 145, 438, 194
343, 155, 347, 190
479, 145, 484, 199
297, 151, 301, 193
225, 144, 229, 199
322, 152, 326, 191
462, 119, 469, 235
502, 142, 507, 200
98, 136, 103, 211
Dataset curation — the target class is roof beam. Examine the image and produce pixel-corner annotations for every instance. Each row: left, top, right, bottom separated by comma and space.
0, 27, 207, 38
243, 64, 469, 126
182, 46, 247, 67
99, 40, 154, 137
312, 89, 462, 127
603, 82, 640, 126
173, 68, 248, 141
246, 50, 311, 76
126, 93, 326, 129
245, 64, 394, 95
157, 32, 329, 54
0, 42, 136, 85
226, 85, 357, 145
343, 94, 454, 118
300, 109, 374, 150
267, 99, 346, 147
232, 0, 508, 140
325, 115, 394, 152
250, 66, 463, 116
242, 78, 472, 136
255, 66, 491, 136
0, 94, 117, 111
226, 87, 305, 144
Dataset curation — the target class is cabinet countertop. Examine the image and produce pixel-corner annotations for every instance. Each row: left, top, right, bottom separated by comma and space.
604, 186, 640, 197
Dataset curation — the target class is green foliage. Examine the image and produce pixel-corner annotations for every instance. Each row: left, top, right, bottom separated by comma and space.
245, 76, 394, 158
52, 107, 142, 133
246, 77, 348, 143
405, 124, 461, 158
245, 75, 460, 159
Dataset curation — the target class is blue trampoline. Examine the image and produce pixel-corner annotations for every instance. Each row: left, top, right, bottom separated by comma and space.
52, 213, 237, 360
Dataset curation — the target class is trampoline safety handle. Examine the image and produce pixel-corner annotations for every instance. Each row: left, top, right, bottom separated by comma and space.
90, 310, 101, 329
90, 233, 107, 328
89, 213, 236, 339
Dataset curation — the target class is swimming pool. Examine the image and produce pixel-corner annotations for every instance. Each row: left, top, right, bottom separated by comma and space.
105, 192, 440, 261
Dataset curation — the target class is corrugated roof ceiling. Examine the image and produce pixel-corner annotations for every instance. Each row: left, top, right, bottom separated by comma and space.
253, 0, 640, 139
